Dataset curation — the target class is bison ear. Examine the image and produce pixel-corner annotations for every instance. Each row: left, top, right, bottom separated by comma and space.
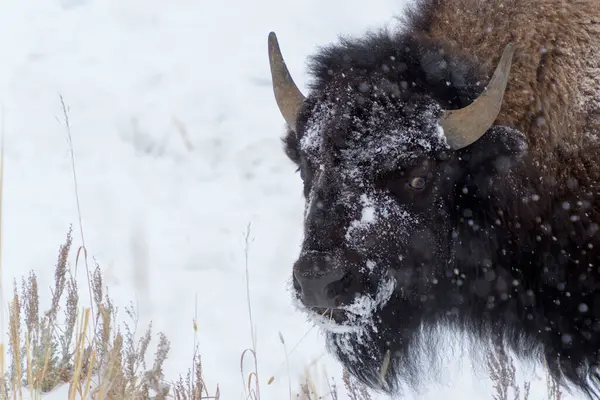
458, 125, 528, 175
282, 127, 301, 165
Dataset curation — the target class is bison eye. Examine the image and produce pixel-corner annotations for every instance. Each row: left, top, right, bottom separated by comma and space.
409, 176, 426, 190
296, 166, 305, 180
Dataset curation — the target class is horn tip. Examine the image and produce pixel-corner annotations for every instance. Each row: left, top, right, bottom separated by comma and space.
268, 32, 281, 55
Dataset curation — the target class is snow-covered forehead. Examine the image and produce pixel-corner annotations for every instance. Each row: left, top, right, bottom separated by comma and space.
299, 93, 449, 168
298, 89, 434, 253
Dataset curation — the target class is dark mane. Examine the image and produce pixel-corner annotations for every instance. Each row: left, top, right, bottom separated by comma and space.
306, 31, 484, 110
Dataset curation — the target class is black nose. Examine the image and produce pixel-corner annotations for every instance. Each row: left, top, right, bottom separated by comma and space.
293, 252, 358, 308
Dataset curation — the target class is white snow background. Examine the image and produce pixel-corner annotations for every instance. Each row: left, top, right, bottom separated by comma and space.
0, 0, 587, 398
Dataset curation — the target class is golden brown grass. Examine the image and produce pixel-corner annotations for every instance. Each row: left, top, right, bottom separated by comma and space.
487, 346, 568, 400
0, 227, 221, 400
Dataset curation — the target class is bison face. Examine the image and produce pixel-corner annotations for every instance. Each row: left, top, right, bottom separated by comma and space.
285, 84, 527, 331
267, 32, 522, 331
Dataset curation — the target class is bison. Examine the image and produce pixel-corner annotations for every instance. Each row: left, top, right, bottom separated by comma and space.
267, 0, 600, 398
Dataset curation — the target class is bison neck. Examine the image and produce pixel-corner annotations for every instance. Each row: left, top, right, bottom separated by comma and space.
448, 157, 600, 397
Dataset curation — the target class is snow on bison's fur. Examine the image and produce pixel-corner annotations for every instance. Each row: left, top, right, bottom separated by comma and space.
267, 0, 600, 398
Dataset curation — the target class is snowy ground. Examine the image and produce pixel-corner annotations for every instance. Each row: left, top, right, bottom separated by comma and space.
0, 0, 588, 398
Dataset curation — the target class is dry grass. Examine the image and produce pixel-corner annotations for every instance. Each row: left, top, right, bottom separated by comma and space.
486, 346, 565, 400
0, 227, 220, 400
487, 346, 532, 400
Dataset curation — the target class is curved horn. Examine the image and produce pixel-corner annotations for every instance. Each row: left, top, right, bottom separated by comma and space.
268, 32, 306, 132
440, 43, 516, 149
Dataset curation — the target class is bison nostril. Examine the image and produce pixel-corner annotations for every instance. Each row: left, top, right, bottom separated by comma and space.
325, 272, 356, 305
293, 252, 361, 308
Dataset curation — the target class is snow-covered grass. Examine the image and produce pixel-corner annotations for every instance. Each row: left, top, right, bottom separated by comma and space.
0, 0, 591, 398
2, 228, 172, 399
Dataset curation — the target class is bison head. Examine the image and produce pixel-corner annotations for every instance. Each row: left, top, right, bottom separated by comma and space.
268, 32, 527, 332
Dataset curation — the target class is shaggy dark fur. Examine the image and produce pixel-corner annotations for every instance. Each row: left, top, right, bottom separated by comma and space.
280, 0, 600, 398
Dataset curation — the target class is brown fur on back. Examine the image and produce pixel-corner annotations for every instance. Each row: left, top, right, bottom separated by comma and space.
404, 0, 600, 162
